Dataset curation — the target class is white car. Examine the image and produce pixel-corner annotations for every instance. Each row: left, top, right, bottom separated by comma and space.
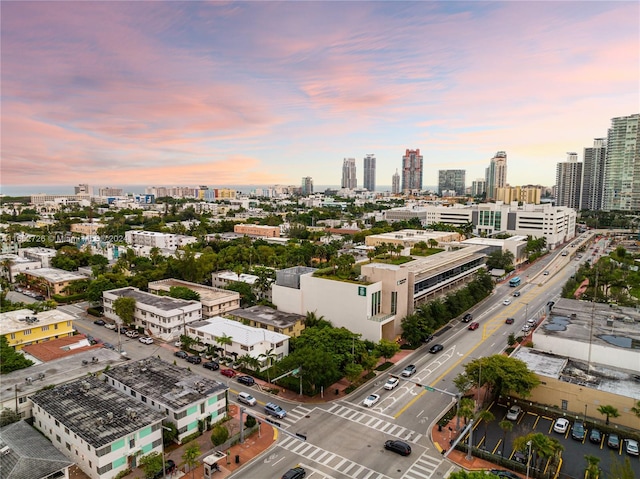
553, 418, 570, 434
138, 337, 154, 345
363, 394, 380, 407
503, 299, 511, 306
384, 377, 400, 390
104, 323, 116, 330
125, 330, 139, 338
625, 439, 639, 456
506, 405, 521, 421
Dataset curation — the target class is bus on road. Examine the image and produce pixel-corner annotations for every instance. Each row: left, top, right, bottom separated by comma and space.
509, 276, 521, 287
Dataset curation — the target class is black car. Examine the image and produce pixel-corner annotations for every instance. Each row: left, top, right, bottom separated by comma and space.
174, 350, 188, 359
119, 327, 128, 334
237, 375, 255, 386
571, 421, 585, 441
429, 344, 444, 354
607, 433, 620, 449
462, 313, 473, 323
384, 439, 411, 456
281, 467, 306, 479
589, 429, 602, 444
93, 319, 105, 326
490, 470, 520, 479
423, 334, 434, 343
186, 355, 202, 364
203, 361, 220, 371
34, 295, 45, 301
154, 459, 176, 479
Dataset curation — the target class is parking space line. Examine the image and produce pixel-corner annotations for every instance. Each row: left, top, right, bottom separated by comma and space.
492, 439, 502, 455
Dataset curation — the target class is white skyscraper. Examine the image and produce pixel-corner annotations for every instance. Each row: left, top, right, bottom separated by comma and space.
341, 158, 357, 189
363, 154, 376, 192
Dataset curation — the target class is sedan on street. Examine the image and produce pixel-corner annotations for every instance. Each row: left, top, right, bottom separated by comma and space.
505, 317, 515, 324
363, 394, 380, 407
174, 351, 188, 359
384, 377, 399, 390
468, 322, 479, 330
138, 337, 154, 345
384, 440, 411, 456
237, 376, 255, 386
93, 320, 105, 326
429, 344, 444, 354
502, 299, 512, 306
186, 356, 202, 364
401, 365, 416, 377
221, 369, 236, 378
202, 361, 220, 370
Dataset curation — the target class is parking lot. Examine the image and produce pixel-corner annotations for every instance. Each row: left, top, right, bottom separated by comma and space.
464, 402, 640, 478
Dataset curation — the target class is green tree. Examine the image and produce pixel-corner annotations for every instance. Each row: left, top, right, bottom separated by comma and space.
478, 409, 495, 441
113, 296, 136, 326
139, 451, 163, 479
210, 424, 230, 446
498, 420, 513, 455
168, 286, 200, 301
182, 441, 201, 479
584, 454, 601, 479
215, 333, 233, 358
609, 453, 636, 479
0, 336, 34, 373
224, 281, 256, 307
449, 472, 500, 479
162, 422, 178, 445
375, 339, 400, 363
258, 348, 278, 383
458, 397, 475, 425
597, 405, 620, 425
344, 363, 364, 384
0, 408, 21, 427
631, 400, 640, 418
244, 414, 257, 428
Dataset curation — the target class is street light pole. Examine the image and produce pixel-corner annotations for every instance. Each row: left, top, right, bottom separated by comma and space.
160, 425, 172, 479
526, 440, 532, 479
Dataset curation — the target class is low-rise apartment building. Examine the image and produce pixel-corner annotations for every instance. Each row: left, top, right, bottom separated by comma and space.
148, 279, 240, 318
225, 305, 305, 338
31, 376, 165, 479
233, 224, 280, 238
0, 308, 75, 350
104, 357, 228, 442
0, 253, 41, 282
21, 267, 88, 298
18, 247, 57, 268
103, 287, 202, 341
124, 231, 197, 250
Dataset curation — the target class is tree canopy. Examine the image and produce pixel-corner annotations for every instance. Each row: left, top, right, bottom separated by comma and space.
0, 336, 34, 374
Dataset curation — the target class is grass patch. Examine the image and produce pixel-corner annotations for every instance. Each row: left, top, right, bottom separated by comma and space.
375, 361, 394, 371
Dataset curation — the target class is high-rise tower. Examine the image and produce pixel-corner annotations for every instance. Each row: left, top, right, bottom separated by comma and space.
555, 152, 582, 209
438, 170, 466, 196
603, 114, 640, 211
484, 151, 507, 200
301, 177, 314, 196
580, 138, 607, 211
401, 149, 423, 193
392, 170, 400, 194
363, 154, 376, 192
341, 158, 357, 189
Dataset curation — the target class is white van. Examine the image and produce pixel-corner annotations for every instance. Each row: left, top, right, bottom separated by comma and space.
237, 392, 257, 406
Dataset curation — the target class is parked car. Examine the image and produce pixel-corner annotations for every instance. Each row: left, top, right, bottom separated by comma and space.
624, 439, 639, 456
220, 369, 236, 378
103, 343, 116, 350
125, 330, 139, 338
462, 313, 473, 323
468, 322, 479, 331
502, 299, 511, 306
174, 351, 188, 359
237, 391, 257, 406
154, 459, 176, 479
489, 470, 520, 479
104, 323, 116, 330
553, 418, 569, 434
34, 295, 45, 301
202, 361, 220, 371
506, 405, 521, 421
174, 340, 182, 347
138, 337, 154, 345
512, 291, 521, 297
119, 327, 128, 334
607, 433, 620, 449
505, 317, 515, 324
571, 422, 585, 441
93, 319, 105, 326
522, 325, 531, 333
281, 467, 306, 479
401, 365, 416, 377
589, 429, 602, 444
363, 394, 380, 407
264, 402, 286, 419
384, 377, 399, 390
384, 439, 411, 456
237, 375, 255, 386
186, 355, 202, 364
543, 270, 550, 275
429, 344, 444, 354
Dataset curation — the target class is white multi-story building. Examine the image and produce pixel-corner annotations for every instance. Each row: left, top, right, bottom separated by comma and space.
0, 253, 41, 282
124, 231, 197, 250
18, 247, 57, 268
103, 287, 202, 340
186, 317, 290, 368
148, 279, 240, 318
104, 357, 228, 442
31, 376, 165, 479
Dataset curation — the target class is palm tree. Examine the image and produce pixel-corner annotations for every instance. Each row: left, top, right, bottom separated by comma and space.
478, 409, 495, 445
630, 400, 640, 419
181, 441, 201, 479
258, 348, 277, 383
498, 420, 513, 456
458, 398, 475, 425
597, 405, 620, 425
584, 454, 601, 479
215, 333, 233, 359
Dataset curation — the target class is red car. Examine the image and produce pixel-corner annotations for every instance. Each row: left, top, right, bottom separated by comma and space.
468, 322, 479, 330
220, 369, 236, 378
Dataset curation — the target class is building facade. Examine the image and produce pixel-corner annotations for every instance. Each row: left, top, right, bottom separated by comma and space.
438, 170, 466, 196
485, 151, 507, 200
603, 113, 640, 211
471, 178, 487, 197
555, 152, 582, 209
233, 224, 280, 238
580, 138, 607, 211
363, 154, 376, 192
124, 231, 197, 250
0, 308, 75, 350
148, 279, 240, 319
341, 158, 357, 189
301, 177, 313, 196
392, 170, 400, 194
401, 149, 423, 193
225, 304, 306, 337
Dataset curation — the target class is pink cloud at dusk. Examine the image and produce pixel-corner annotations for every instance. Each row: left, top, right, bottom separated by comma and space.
1, 1, 638, 191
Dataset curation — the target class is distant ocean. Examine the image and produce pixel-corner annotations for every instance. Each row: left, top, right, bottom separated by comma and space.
0, 184, 414, 197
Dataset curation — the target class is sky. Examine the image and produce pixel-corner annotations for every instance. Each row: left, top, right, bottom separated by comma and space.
1, 1, 638, 193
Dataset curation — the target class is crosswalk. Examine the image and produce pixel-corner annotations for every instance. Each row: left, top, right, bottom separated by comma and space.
278, 435, 443, 479
325, 403, 423, 444
267, 405, 313, 427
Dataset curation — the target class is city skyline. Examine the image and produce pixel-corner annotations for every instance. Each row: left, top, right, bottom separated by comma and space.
1, 2, 638, 189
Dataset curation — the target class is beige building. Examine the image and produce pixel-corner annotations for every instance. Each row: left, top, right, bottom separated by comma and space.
233, 224, 280, 238
148, 279, 240, 318
495, 185, 542, 204
23, 267, 88, 297
364, 229, 460, 249
225, 305, 306, 337
70, 222, 102, 235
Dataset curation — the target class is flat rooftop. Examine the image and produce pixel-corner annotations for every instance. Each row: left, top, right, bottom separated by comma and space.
105, 287, 198, 311
227, 305, 304, 329
22, 334, 103, 362
104, 357, 227, 411
31, 376, 165, 448
536, 298, 640, 347
368, 229, 459, 242
0, 348, 126, 406
513, 348, 640, 400
148, 279, 239, 303
24, 267, 87, 282
0, 308, 75, 335
405, 245, 487, 278
191, 316, 290, 345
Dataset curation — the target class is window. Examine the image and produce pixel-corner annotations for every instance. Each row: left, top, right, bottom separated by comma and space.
24, 329, 32, 336
561, 400, 568, 411
41, 325, 50, 331
10, 333, 15, 340
66, 442, 71, 451
97, 463, 113, 474
64, 427, 69, 434
56, 434, 61, 443
55, 420, 59, 427
391, 291, 397, 314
